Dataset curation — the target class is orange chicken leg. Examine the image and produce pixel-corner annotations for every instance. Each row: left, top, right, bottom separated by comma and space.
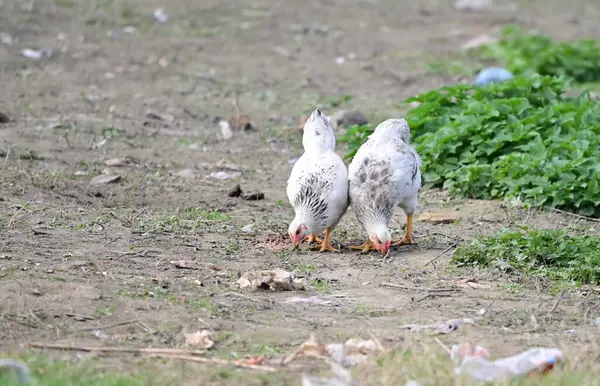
391, 214, 415, 246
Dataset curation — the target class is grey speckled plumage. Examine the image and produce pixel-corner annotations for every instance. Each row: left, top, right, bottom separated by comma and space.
348, 118, 421, 244
286, 109, 349, 244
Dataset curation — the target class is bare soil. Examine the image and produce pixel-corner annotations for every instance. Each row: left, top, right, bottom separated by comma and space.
1, 0, 599, 384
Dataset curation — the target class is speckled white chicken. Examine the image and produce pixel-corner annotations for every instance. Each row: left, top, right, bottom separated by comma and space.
348, 118, 421, 256
286, 108, 349, 252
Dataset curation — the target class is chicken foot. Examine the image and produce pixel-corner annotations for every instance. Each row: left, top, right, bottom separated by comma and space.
390, 214, 415, 246
349, 239, 378, 253
319, 228, 339, 252
305, 233, 323, 244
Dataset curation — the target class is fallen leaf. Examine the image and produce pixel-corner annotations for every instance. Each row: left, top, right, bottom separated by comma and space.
236, 268, 303, 291
104, 157, 138, 167
417, 212, 460, 224
233, 355, 264, 366
90, 174, 121, 185
455, 278, 492, 290
461, 34, 496, 50
227, 115, 255, 131
184, 330, 214, 349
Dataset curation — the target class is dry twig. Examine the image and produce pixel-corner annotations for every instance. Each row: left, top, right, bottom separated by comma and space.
552, 208, 600, 223
380, 282, 460, 293
421, 240, 461, 267
28, 343, 207, 356
146, 353, 276, 372
77, 319, 139, 332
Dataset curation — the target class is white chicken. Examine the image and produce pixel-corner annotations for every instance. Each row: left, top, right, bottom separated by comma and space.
286, 108, 349, 252
348, 118, 421, 256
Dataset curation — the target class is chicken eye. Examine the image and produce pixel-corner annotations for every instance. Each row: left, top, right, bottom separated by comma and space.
296, 230, 300, 235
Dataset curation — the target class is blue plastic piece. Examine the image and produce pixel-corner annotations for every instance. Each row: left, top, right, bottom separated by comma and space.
474, 67, 514, 86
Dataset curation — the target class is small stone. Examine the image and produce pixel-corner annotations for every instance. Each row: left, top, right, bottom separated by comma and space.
329, 110, 368, 130
241, 224, 255, 233
242, 192, 265, 201
228, 184, 243, 197
0, 111, 11, 123
175, 168, 195, 179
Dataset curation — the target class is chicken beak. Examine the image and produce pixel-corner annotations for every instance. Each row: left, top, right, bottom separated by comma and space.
290, 235, 301, 246
378, 240, 391, 256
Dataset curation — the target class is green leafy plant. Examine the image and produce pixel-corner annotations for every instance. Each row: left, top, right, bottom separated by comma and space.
340, 73, 600, 216
452, 227, 600, 284
478, 24, 600, 83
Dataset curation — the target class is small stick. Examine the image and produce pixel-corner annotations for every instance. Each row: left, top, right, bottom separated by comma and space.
434, 337, 452, 355
552, 208, 600, 223
2, 146, 10, 172
136, 322, 153, 334
548, 288, 567, 315
145, 353, 276, 372
7, 201, 29, 228
367, 331, 387, 353
28, 343, 207, 356
421, 240, 460, 268
233, 91, 241, 130
224, 292, 272, 304
130, 209, 145, 222
103, 236, 121, 247
108, 210, 130, 226
380, 282, 460, 293
77, 319, 139, 332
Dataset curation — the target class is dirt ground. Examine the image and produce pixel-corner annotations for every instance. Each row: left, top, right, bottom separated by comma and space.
1, 0, 600, 384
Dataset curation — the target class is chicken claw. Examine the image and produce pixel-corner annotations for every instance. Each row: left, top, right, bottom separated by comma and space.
318, 228, 340, 253
305, 233, 323, 244
349, 239, 378, 253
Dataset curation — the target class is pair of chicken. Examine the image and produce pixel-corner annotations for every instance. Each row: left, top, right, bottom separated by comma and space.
286, 109, 421, 256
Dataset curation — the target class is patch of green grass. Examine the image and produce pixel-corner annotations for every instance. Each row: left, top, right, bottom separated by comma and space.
136, 207, 230, 234
353, 346, 599, 385
310, 278, 331, 293
19, 149, 42, 160
341, 73, 600, 217
0, 354, 164, 386
452, 226, 600, 284
476, 24, 600, 83
502, 283, 523, 294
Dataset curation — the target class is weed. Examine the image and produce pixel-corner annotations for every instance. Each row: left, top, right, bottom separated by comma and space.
310, 278, 331, 293
452, 226, 600, 284
477, 24, 600, 83
135, 207, 230, 234
19, 149, 42, 160
341, 73, 600, 217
